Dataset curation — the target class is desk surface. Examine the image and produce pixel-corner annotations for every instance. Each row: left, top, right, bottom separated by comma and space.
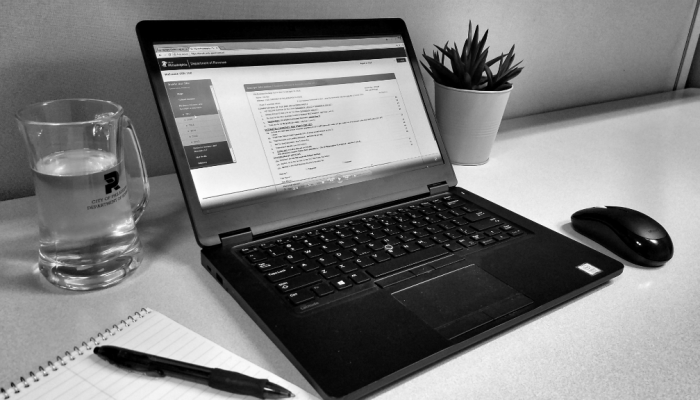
2, 89, 700, 399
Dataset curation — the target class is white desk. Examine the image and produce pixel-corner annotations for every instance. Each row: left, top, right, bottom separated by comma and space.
2, 89, 699, 399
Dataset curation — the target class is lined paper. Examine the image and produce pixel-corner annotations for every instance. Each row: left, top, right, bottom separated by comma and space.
10, 309, 318, 400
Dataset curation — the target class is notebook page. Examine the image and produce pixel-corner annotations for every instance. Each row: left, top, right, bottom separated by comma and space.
11, 309, 318, 400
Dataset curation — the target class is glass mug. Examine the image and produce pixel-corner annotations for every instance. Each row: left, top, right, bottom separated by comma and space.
16, 99, 149, 290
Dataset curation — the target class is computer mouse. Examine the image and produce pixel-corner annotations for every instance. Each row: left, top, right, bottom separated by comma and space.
571, 206, 673, 267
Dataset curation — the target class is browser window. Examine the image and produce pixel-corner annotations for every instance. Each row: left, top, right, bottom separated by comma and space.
154, 36, 442, 211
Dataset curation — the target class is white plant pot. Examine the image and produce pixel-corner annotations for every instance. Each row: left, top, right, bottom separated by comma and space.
434, 82, 512, 165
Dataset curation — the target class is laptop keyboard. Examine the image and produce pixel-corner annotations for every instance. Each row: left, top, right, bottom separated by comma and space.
238, 194, 527, 313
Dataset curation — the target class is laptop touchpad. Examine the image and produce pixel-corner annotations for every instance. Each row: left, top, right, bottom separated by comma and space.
391, 264, 533, 340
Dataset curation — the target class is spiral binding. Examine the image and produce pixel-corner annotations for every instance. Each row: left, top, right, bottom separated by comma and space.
1, 308, 151, 399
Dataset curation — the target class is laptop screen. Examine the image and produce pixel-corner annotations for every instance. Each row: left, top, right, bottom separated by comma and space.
153, 36, 442, 212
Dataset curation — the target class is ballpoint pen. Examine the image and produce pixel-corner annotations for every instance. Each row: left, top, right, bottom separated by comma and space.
94, 345, 295, 399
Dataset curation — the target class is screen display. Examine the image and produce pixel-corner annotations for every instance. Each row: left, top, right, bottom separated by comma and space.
154, 36, 442, 212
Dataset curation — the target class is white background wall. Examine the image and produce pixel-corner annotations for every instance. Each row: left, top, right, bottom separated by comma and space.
1, 0, 698, 200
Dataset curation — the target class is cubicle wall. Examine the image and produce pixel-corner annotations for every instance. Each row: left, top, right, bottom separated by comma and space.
1, 0, 698, 200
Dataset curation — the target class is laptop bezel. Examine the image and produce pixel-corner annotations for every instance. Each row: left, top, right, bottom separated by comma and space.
136, 19, 458, 247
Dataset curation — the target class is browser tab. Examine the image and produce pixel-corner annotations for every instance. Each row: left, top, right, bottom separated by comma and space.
156, 46, 188, 53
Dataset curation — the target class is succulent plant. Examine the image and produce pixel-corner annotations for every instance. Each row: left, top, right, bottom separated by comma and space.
421, 21, 523, 91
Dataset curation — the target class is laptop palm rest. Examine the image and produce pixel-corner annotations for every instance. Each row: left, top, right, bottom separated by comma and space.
391, 264, 533, 340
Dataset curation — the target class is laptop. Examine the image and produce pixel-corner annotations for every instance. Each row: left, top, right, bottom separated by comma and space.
136, 19, 623, 399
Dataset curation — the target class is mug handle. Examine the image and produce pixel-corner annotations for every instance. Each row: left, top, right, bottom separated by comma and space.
121, 115, 150, 223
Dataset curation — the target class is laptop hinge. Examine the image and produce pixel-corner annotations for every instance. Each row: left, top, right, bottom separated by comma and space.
428, 181, 449, 195
219, 228, 253, 248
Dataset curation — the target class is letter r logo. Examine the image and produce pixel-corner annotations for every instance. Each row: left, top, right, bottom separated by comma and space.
104, 171, 120, 194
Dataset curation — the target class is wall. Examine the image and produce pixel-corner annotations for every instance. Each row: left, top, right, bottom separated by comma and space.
1, 0, 697, 200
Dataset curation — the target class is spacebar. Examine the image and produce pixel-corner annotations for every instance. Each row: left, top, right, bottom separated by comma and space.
366, 246, 449, 278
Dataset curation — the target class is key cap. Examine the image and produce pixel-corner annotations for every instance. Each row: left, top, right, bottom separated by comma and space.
367, 241, 385, 251
416, 238, 435, 248
284, 242, 305, 252
411, 229, 429, 238
431, 234, 449, 244
298, 259, 319, 272
387, 247, 407, 257
336, 228, 353, 238
320, 267, 341, 279
336, 239, 356, 249
338, 262, 358, 274
480, 238, 497, 246
302, 247, 323, 258
463, 211, 489, 222
256, 258, 287, 272
485, 228, 502, 236
333, 250, 354, 261
353, 233, 371, 243
371, 252, 391, 263
288, 289, 315, 305
349, 271, 370, 284
443, 242, 464, 252
284, 251, 306, 264
401, 242, 422, 253
439, 221, 457, 230
303, 237, 322, 247
246, 252, 267, 263
321, 243, 340, 253
276, 273, 323, 293
445, 199, 466, 208
317, 256, 338, 267
267, 266, 301, 282
457, 239, 479, 248
382, 237, 401, 246
444, 231, 462, 240
355, 256, 375, 268
369, 230, 387, 239
311, 283, 334, 297
471, 217, 503, 231
331, 278, 352, 290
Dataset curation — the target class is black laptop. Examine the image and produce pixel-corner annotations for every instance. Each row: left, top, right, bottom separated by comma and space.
136, 19, 623, 399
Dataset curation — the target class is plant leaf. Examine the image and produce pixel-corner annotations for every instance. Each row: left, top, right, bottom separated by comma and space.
500, 45, 516, 76
484, 64, 494, 89
464, 21, 473, 60
477, 29, 489, 57
420, 61, 439, 81
469, 25, 481, 70
486, 54, 505, 67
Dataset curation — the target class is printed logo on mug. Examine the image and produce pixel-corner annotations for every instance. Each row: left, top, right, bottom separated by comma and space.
104, 171, 121, 194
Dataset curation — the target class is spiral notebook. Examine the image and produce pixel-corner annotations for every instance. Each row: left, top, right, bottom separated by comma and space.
1, 308, 318, 400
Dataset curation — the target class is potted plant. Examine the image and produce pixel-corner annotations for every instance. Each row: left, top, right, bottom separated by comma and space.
421, 22, 523, 165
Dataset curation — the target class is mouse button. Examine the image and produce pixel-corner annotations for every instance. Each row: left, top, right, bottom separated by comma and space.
605, 207, 667, 240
